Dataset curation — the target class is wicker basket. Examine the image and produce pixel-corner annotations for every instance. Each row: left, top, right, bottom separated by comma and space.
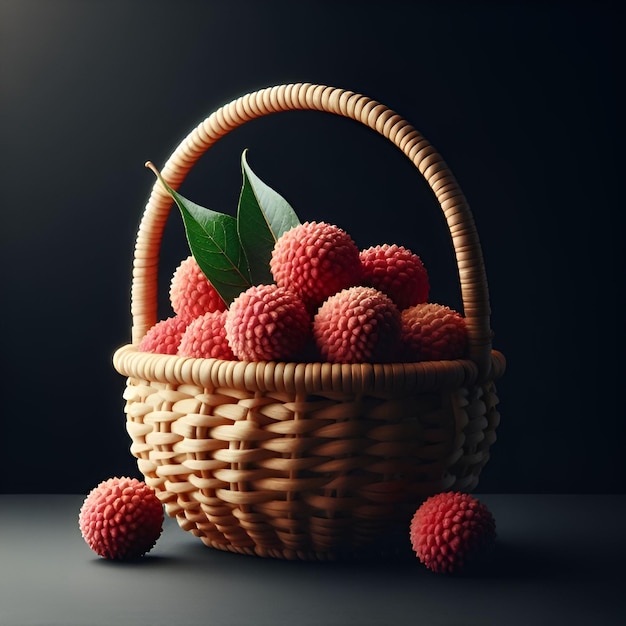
113, 83, 505, 560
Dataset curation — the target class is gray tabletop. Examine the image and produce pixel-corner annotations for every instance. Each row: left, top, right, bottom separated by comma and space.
1, 494, 624, 625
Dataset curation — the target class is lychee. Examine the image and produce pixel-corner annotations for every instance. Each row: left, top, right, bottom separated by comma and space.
359, 243, 430, 309
400, 303, 467, 361
225, 284, 311, 361
409, 492, 496, 574
78, 476, 164, 560
270, 221, 362, 312
170, 255, 226, 321
178, 310, 235, 360
137, 315, 189, 354
312, 286, 401, 363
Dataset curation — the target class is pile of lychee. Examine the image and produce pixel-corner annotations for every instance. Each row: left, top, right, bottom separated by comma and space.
138, 220, 468, 364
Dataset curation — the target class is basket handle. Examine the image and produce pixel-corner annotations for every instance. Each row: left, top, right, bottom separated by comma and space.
131, 83, 493, 377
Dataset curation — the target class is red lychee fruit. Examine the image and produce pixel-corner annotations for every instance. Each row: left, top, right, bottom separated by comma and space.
312, 286, 401, 363
78, 477, 164, 560
400, 303, 467, 361
410, 492, 496, 574
137, 315, 189, 354
270, 221, 362, 312
225, 284, 311, 361
170, 255, 226, 321
178, 310, 235, 360
359, 243, 430, 309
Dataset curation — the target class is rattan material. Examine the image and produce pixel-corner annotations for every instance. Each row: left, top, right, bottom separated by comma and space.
113, 83, 506, 560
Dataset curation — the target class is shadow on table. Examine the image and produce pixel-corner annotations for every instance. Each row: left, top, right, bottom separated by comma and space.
91, 554, 184, 569
455, 539, 623, 584
87, 510, 625, 588
161, 535, 624, 586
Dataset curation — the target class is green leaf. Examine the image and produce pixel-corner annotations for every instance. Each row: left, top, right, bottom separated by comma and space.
146, 162, 252, 306
237, 150, 301, 285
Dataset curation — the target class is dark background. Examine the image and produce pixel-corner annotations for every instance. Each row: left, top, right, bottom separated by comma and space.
1, 0, 622, 494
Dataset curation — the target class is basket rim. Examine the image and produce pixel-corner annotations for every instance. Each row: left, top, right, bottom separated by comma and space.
113, 344, 505, 395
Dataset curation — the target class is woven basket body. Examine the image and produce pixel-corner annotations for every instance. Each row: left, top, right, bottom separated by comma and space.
113, 83, 505, 560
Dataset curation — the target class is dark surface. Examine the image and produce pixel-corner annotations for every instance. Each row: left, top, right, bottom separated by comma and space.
0, 0, 623, 495
1, 494, 625, 625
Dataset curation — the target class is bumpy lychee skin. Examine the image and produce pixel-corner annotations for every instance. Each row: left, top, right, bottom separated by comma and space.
225, 284, 311, 362
138, 316, 189, 354
178, 310, 235, 360
359, 244, 430, 310
170, 255, 226, 321
400, 303, 467, 361
270, 221, 363, 312
313, 286, 401, 364
78, 477, 164, 560
410, 492, 496, 574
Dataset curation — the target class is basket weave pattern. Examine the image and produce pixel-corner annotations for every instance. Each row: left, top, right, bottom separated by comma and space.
113, 83, 505, 560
